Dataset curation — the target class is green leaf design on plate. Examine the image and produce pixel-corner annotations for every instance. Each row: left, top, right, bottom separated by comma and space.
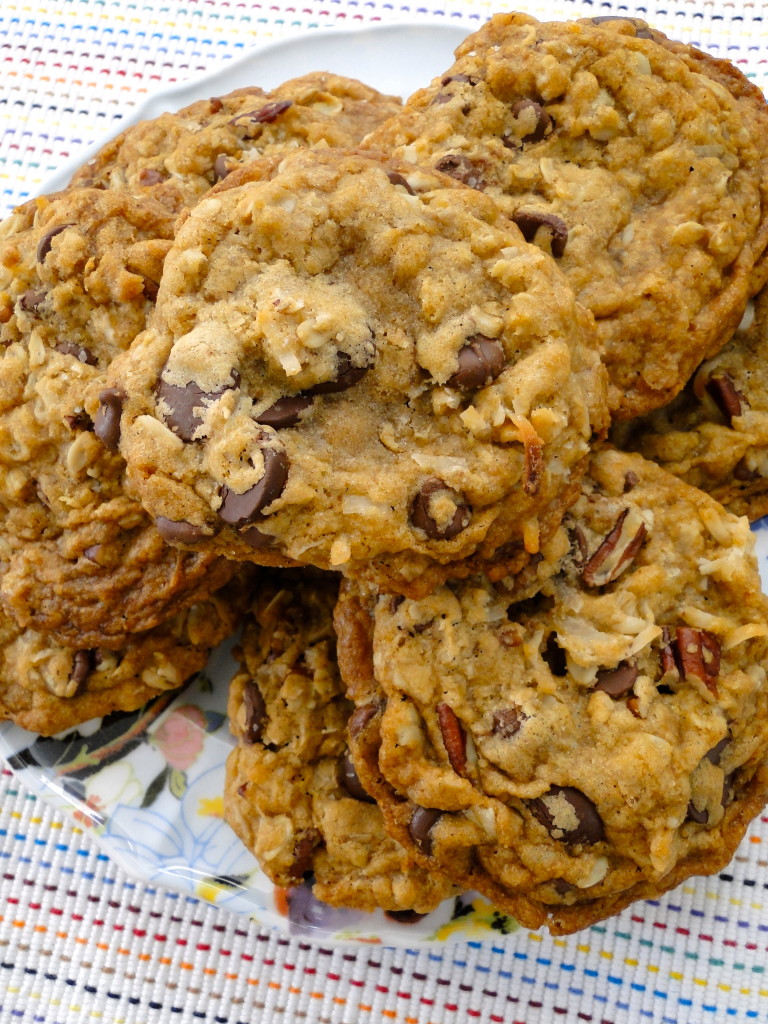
141, 765, 171, 808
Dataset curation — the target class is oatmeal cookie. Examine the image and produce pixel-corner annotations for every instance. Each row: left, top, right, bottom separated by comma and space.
0, 188, 235, 648
224, 571, 455, 913
336, 447, 768, 933
107, 147, 607, 597
365, 14, 768, 418
613, 293, 768, 521
70, 74, 402, 214
0, 571, 249, 736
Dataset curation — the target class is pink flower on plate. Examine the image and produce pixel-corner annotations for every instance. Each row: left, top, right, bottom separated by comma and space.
151, 705, 207, 771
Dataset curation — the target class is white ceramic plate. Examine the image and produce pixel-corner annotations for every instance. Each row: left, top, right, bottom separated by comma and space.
6, 18, 768, 950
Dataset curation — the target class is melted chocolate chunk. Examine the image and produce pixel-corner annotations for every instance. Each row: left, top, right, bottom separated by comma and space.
93, 387, 125, 451
706, 373, 744, 425
594, 662, 638, 698
138, 167, 167, 186
230, 100, 292, 130
492, 705, 527, 739
255, 395, 313, 429
623, 471, 639, 493
447, 335, 505, 390
155, 516, 208, 544
512, 210, 568, 258
434, 154, 486, 190
156, 371, 238, 442
36, 223, 72, 263
213, 154, 235, 182
289, 832, 318, 880
410, 479, 470, 541
340, 749, 374, 802
348, 702, 381, 738
508, 99, 553, 144
384, 909, 427, 924
55, 341, 97, 365
542, 632, 567, 677
529, 785, 604, 845
306, 351, 372, 396
243, 680, 266, 744
218, 447, 289, 526
64, 410, 93, 432
706, 736, 729, 766
686, 801, 709, 825
241, 525, 273, 549
70, 649, 96, 689
19, 289, 45, 312
409, 806, 442, 855
387, 171, 416, 196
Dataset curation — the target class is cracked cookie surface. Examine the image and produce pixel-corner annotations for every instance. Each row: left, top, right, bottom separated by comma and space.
0, 188, 235, 648
365, 13, 768, 418
109, 147, 607, 597
70, 73, 402, 214
335, 448, 768, 933
224, 571, 456, 913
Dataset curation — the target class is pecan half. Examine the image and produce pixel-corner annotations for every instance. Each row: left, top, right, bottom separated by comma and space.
581, 507, 647, 587
436, 702, 467, 776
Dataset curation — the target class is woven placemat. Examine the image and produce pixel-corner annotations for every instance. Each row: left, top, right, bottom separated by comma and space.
2, 2, 768, 1023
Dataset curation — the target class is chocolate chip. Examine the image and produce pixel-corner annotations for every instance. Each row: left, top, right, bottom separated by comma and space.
408, 806, 442, 855
410, 478, 470, 541
156, 372, 238, 442
155, 516, 208, 544
54, 341, 97, 365
213, 154, 235, 182
19, 289, 45, 312
230, 100, 292, 129
255, 395, 313, 429
36, 224, 72, 264
623, 471, 639, 493
706, 373, 744, 425
70, 649, 96, 689
440, 73, 477, 87
340, 749, 374, 802
389, 595, 405, 615
83, 545, 102, 563
434, 154, 486, 190
138, 167, 167, 186
508, 99, 553, 144
492, 705, 527, 739
542, 633, 567, 677
588, 15, 655, 38
387, 171, 416, 196
305, 351, 372, 396
93, 387, 125, 451
64, 410, 93, 432
594, 661, 638, 698
706, 737, 729, 765
348, 702, 381, 738
218, 447, 289, 526
446, 335, 505, 390
512, 210, 568, 258
529, 786, 604, 845
384, 909, 427, 924
241, 525, 272, 549
288, 832, 318, 880
436, 703, 467, 776
686, 801, 709, 825
243, 680, 266, 744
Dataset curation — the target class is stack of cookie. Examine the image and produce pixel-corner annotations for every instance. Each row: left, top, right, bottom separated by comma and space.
4, 13, 768, 935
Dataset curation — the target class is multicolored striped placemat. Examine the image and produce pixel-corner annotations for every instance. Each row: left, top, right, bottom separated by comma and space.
3, 2, 768, 1023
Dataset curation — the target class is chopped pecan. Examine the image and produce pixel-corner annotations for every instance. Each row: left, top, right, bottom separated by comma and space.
659, 626, 721, 695
436, 702, 467, 776
581, 507, 647, 586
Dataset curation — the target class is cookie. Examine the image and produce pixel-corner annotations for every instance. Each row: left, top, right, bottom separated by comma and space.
335, 447, 768, 934
364, 14, 768, 418
107, 147, 607, 597
0, 188, 235, 648
612, 293, 768, 521
70, 74, 402, 214
0, 571, 249, 736
224, 571, 456, 914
